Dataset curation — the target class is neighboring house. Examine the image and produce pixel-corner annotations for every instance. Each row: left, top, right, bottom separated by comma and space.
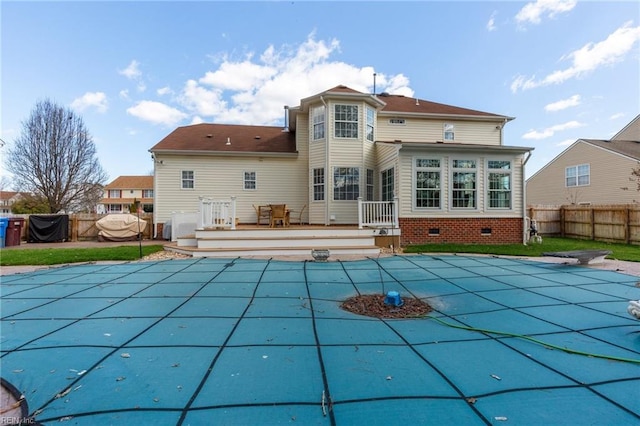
527, 115, 640, 206
150, 85, 534, 245
98, 176, 154, 214
0, 191, 26, 214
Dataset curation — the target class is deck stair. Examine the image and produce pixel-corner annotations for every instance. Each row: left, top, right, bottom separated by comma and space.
166, 226, 382, 258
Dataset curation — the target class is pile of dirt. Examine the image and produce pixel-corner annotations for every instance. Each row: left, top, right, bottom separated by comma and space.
340, 293, 432, 319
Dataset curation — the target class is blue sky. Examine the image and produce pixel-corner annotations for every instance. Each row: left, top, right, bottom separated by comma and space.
2, 0, 639, 185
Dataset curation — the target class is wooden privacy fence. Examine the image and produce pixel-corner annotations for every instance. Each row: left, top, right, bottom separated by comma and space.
527, 204, 640, 245
11, 213, 155, 242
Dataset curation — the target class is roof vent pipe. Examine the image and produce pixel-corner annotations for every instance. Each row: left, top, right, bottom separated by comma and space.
373, 72, 377, 95
283, 105, 289, 132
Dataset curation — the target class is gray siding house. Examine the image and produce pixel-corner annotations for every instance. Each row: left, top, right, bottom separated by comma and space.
526, 115, 640, 206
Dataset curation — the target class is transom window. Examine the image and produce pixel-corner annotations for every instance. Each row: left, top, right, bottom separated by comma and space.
333, 167, 359, 200
382, 167, 395, 202
334, 105, 358, 138
244, 171, 256, 190
566, 164, 590, 187
366, 107, 375, 142
444, 123, 455, 141
415, 159, 441, 208
487, 160, 511, 209
181, 171, 194, 189
313, 168, 325, 201
451, 159, 476, 209
312, 105, 325, 140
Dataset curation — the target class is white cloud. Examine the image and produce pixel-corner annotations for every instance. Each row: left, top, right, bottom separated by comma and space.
157, 86, 172, 96
71, 92, 108, 113
609, 112, 625, 120
545, 95, 581, 112
119, 60, 142, 79
522, 120, 584, 139
512, 22, 640, 92
172, 34, 413, 125
486, 11, 497, 32
119, 89, 130, 100
515, 0, 577, 25
126, 101, 187, 127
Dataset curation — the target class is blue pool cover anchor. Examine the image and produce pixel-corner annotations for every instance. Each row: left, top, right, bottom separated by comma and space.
384, 291, 404, 307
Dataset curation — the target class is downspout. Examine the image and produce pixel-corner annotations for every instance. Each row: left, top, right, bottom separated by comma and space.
522, 151, 532, 244
321, 96, 330, 225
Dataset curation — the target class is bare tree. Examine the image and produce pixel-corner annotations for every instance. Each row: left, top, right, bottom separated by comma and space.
5, 99, 108, 213
632, 162, 640, 192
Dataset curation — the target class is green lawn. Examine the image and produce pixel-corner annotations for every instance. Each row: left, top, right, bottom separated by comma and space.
0, 237, 637, 267
404, 237, 640, 262
0, 245, 166, 266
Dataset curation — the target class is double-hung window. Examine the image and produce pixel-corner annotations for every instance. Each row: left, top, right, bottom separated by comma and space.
244, 171, 257, 190
142, 189, 153, 198
382, 167, 395, 201
487, 160, 511, 209
108, 189, 121, 198
334, 105, 358, 138
451, 159, 476, 209
566, 164, 590, 187
366, 107, 375, 142
313, 168, 325, 201
415, 159, 441, 208
366, 169, 374, 201
181, 171, 194, 189
333, 167, 359, 200
312, 106, 325, 140
444, 123, 455, 141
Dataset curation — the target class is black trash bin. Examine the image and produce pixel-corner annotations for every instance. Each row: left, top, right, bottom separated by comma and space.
5, 218, 25, 246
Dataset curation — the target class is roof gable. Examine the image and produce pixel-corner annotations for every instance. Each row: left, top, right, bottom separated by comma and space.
581, 139, 640, 161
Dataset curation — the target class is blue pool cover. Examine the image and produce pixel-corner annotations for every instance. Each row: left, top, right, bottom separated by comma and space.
1, 254, 639, 425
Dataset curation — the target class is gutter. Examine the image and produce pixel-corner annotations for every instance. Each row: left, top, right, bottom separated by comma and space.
522, 150, 533, 244
321, 95, 330, 225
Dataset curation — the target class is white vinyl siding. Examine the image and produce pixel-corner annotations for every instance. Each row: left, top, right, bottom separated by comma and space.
376, 118, 502, 145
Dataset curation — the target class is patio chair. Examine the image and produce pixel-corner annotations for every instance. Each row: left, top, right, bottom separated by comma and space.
289, 204, 307, 225
253, 204, 270, 225
269, 204, 289, 228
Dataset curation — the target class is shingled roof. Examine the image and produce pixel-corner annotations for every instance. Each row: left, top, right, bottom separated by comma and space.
150, 123, 296, 154
580, 139, 640, 160
105, 176, 153, 189
376, 92, 506, 118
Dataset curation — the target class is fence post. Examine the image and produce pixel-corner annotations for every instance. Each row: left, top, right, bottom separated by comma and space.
357, 197, 363, 229
590, 207, 595, 240
560, 206, 565, 237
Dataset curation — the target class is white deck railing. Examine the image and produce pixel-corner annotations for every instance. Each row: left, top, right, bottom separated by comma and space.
358, 197, 399, 229
199, 196, 237, 230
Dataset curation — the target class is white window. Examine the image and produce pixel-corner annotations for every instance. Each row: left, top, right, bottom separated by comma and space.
366, 107, 375, 142
444, 123, 454, 141
366, 169, 374, 201
566, 164, 590, 187
108, 204, 122, 213
181, 171, 194, 189
244, 171, 256, 190
142, 189, 153, 198
451, 159, 476, 209
487, 160, 511, 209
334, 105, 358, 138
333, 167, 359, 200
415, 159, 441, 208
312, 105, 325, 140
108, 189, 120, 198
382, 168, 395, 202
313, 168, 324, 201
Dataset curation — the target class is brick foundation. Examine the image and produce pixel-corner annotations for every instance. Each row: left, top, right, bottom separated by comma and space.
399, 217, 523, 245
